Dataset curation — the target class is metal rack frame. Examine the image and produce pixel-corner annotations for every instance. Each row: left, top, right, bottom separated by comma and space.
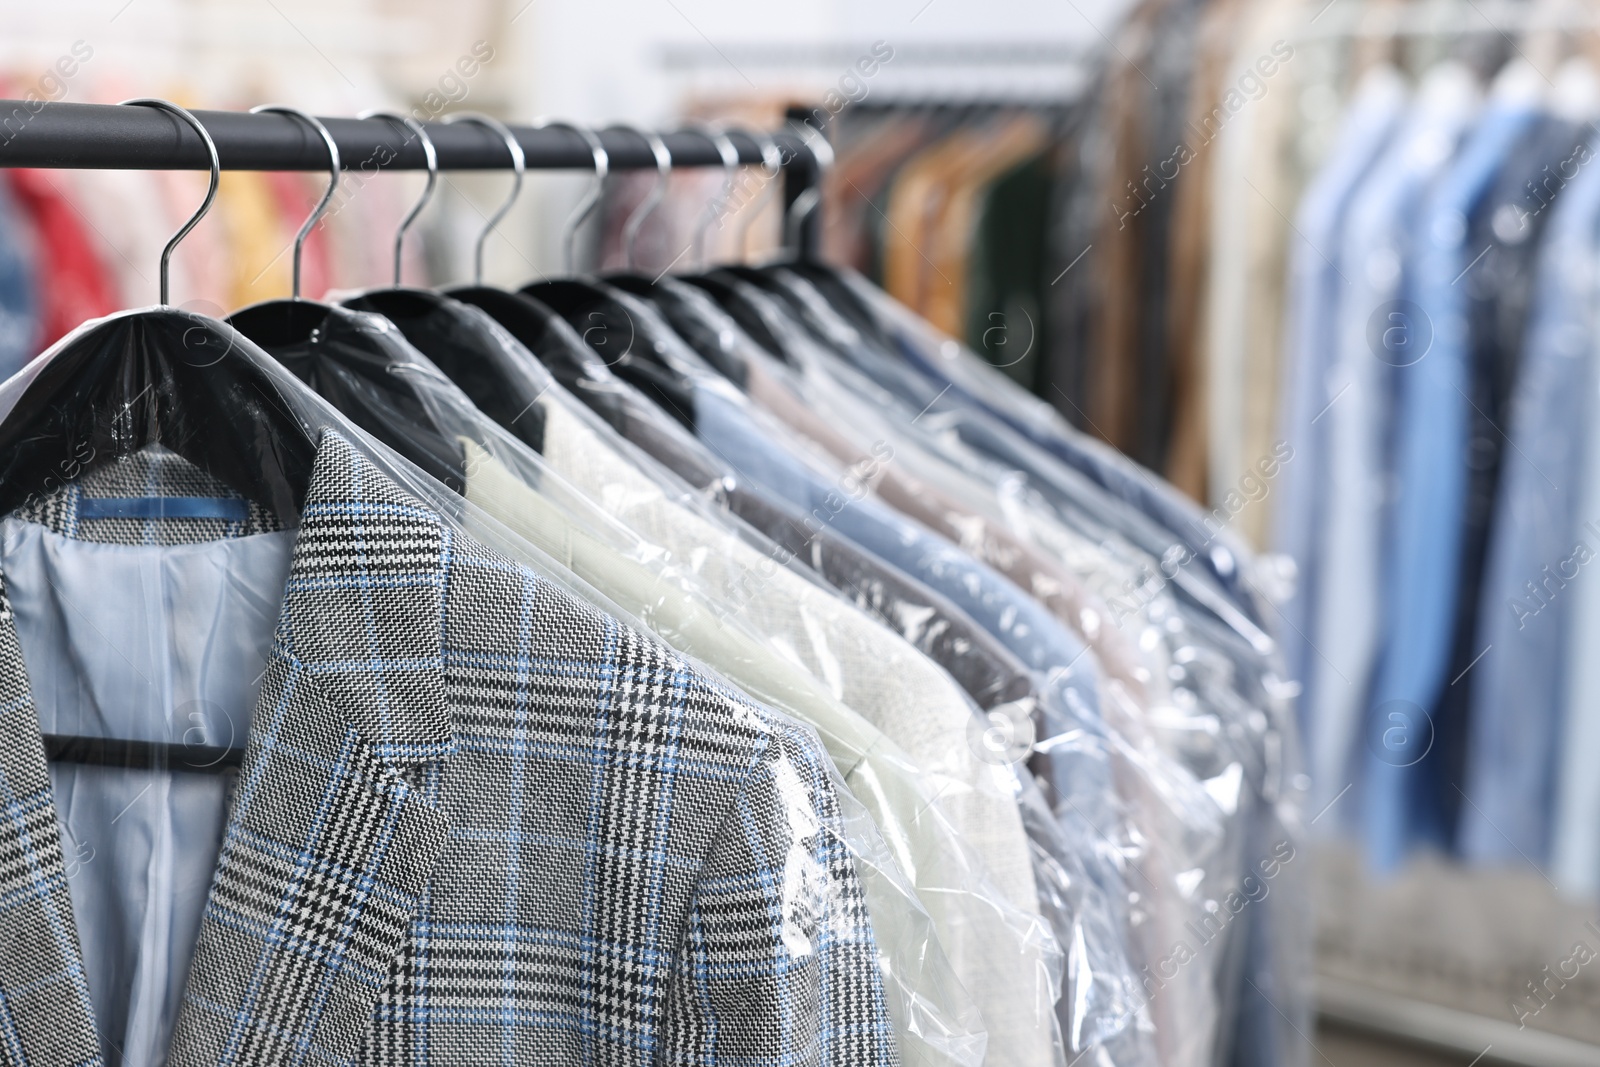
0, 99, 825, 256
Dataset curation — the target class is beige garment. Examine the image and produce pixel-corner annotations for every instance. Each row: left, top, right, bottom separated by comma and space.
1236, 0, 1312, 548
1163, 0, 1253, 503
528, 407, 1063, 1067
1201, 8, 1262, 527
881, 129, 987, 321
1204, 0, 1310, 547
923, 118, 1049, 339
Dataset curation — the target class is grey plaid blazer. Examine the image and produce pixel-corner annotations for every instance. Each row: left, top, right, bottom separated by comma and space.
0, 433, 896, 1066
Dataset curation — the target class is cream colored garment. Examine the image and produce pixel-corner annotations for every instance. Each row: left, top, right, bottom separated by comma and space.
529, 406, 1061, 1066
1236, 0, 1310, 548
1202, 22, 1260, 527
463, 438, 1060, 1067
1204, 0, 1310, 547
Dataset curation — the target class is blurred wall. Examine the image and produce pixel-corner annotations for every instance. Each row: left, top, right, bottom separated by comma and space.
0, 0, 1125, 282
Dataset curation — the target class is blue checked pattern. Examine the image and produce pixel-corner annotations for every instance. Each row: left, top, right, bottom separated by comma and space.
0, 432, 895, 1067
659, 712, 886, 1066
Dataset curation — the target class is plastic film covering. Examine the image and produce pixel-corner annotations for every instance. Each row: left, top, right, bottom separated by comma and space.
397, 290, 1154, 1065
808, 266, 1273, 632
441, 286, 1039, 724
240, 299, 1071, 1067
525, 401, 1085, 1067
772, 272, 1311, 1067
645, 274, 1242, 1067
535, 282, 1163, 1065
715, 271, 1262, 1062
0, 307, 907, 1067
375, 297, 1089, 1065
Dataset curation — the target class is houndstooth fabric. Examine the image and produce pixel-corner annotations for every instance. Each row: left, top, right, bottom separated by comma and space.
0, 432, 895, 1067
0, 579, 103, 1067
12, 444, 281, 545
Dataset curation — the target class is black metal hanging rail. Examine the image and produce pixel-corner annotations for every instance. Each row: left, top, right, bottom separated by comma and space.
0, 99, 826, 256
0, 100, 809, 171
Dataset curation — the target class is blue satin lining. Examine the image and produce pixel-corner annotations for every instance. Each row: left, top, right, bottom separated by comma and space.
0, 517, 293, 1066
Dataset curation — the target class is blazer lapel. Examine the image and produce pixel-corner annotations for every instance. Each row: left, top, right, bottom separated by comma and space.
169, 433, 456, 1067
0, 579, 102, 1067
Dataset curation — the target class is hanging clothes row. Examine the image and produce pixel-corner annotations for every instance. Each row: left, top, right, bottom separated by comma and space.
857, 0, 1600, 889
1276, 19, 1600, 886
0, 98, 1306, 1067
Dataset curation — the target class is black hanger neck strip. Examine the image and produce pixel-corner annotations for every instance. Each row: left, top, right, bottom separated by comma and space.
43, 733, 245, 773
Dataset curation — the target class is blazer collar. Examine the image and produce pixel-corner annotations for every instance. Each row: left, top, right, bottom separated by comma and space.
270, 429, 454, 767
0, 430, 455, 1065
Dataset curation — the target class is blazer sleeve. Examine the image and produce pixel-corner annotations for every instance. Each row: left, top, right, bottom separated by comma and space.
657, 711, 901, 1067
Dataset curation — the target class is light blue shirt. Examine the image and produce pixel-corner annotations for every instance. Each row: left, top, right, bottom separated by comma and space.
0, 516, 294, 1067
1363, 87, 1541, 869
1273, 67, 1408, 741
1304, 65, 1481, 833
1462, 132, 1600, 871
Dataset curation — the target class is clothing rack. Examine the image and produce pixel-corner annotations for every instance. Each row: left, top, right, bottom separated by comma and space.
0, 100, 827, 256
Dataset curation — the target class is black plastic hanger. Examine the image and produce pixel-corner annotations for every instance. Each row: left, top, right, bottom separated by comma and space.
0, 99, 322, 527
604, 125, 813, 372
229, 108, 467, 490
526, 278, 704, 431
604, 274, 751, 387
345, 112, 548, 453
0, 100, 331, 772
226, 105, 344, 345
424, 114, 646, 434
737, 122, 901, 348
461, 121, 702, 430
443, 124, 682, 429
435, 116, 608, 438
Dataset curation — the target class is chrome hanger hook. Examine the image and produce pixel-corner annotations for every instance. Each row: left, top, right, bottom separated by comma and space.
249, 104, 340, 300
443, 112, 525, 285
532, 120, 609, 273
691, 124, 741, 269
357, 108, 438, 286
120, 98, 219, 307
607, 124, 670, 270
736, 130, 784, 263
785, 121, 834, 252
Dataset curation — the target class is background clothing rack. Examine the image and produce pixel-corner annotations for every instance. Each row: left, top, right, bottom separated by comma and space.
0, 99, 826, 257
